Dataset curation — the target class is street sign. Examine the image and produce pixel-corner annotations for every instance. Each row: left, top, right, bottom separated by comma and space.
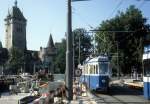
75, 69, 82, 77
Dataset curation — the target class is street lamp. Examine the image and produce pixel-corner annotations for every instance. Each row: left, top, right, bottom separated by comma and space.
66, 0, 90, 101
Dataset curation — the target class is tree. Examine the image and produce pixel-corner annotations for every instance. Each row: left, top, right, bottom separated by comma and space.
7, 47, 25, 74
54, 39, 66, 73
54, 28, 92, 73
0, 48, 8, 74
0, 49, 8, 65
73, 28, 92, 67
95, 5, 150, 74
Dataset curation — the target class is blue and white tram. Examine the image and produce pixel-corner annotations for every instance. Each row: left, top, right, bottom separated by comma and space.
80, 55, 111, 92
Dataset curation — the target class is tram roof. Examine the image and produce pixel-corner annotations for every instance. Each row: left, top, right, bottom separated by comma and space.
84, 55, 109, 63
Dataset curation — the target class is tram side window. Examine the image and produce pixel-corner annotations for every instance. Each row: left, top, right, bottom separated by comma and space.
88, 64, 90, 74
87, 64, 89, 74
90, 65, 92, 74
93, 65, 96, 74
92, 65, 95, 74
89, 65, 94, 74
85, 65, 88, 74
96, 65, 98, 74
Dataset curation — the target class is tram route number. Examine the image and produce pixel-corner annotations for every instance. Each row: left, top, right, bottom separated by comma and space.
75, 69, 82, 77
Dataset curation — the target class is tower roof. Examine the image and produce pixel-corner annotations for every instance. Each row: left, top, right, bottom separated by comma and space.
47, 34, 55, 48
5, 1, 26, 21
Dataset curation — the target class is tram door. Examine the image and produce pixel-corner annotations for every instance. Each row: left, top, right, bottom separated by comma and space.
143, 59, 150, 100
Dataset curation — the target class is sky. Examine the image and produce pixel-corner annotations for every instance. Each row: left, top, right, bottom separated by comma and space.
0, 0, 150, 50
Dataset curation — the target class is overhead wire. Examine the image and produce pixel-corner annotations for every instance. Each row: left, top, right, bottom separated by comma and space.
107, 0, 124, 19
72, 7, 94, 29
138, 0, 145, 9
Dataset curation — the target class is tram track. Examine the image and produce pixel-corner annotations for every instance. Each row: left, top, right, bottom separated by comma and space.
92, 91, 150, 104
90, 83, 150, 104
92, 91, 127, 104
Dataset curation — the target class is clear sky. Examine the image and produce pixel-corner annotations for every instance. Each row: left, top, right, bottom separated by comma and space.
0, 0, 150, 50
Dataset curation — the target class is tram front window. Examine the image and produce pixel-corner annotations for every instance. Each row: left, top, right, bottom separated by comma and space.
99, 63, 108, 74
144, 60, 150, 77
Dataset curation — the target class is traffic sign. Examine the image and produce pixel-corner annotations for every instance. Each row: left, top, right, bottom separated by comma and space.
75, 69, 82, 77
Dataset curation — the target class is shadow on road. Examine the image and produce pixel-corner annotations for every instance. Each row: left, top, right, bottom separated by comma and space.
109, 83, 143, 96
92, 83, 143, 96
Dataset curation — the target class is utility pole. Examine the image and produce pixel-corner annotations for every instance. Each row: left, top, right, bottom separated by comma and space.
66, 0, 73, 101
66, 0, 90, 101
78, 35, 81, 64
116, 42, 120, 79
93, 32, 96, 55
73, 32, 75, 81
33, 62, 36, 74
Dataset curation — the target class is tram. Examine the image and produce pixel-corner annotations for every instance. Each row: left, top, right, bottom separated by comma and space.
80, 55, 111, 92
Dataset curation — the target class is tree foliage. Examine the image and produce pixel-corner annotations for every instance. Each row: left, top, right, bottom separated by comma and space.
54, 28, 92, 73
0, 49, 8, 66
7, 47, 25, 74
95, 5, 150, 74
73, 28, 92, 67
54, 39, 66, 73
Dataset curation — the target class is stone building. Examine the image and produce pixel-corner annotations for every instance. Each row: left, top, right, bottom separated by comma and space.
4, 1, 27, 50
0, 1, 56, 74
39, 34, 57, 74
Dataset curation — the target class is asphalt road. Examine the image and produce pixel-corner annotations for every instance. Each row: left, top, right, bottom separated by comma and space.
91, 83, 150, 104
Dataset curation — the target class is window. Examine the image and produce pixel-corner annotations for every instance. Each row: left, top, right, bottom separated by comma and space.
16, 27, 23, 32
93, 65, 95, 74
99, 62, 108, 74
96, 65, 98, 74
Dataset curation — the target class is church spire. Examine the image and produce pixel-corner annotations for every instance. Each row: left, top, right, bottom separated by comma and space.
47, 34, 55, 48
14, 0, 17, 7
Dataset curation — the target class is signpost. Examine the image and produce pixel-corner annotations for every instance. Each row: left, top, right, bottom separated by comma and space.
75, 69, 82, 77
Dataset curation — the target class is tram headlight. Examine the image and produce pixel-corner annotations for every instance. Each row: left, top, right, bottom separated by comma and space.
102, 79, 106, 83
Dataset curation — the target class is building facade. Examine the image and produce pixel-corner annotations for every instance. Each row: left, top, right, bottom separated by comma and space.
39, 34, 56, 74
0, 1, 56, 74
4, 1, 27, 50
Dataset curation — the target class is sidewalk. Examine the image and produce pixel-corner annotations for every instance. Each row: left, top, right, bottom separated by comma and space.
62, 92, 97, 104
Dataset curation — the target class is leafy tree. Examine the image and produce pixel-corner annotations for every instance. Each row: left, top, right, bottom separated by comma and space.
54, 39, 66, 73
96, 5, 150, 74
0, 48, 8, 74
73, 28, 92, 67
54, 28, 92, 73
6, 47, 25, 74
0, 49, 8, 65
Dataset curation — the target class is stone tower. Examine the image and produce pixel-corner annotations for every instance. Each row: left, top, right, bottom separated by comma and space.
4, 1, 27, 50
39, 34, 56, 73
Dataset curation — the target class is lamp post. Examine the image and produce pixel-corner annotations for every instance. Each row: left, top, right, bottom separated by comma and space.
66, 0, 90, 101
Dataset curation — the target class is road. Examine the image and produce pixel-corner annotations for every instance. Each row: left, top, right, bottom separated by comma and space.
91, 81, 150, 104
